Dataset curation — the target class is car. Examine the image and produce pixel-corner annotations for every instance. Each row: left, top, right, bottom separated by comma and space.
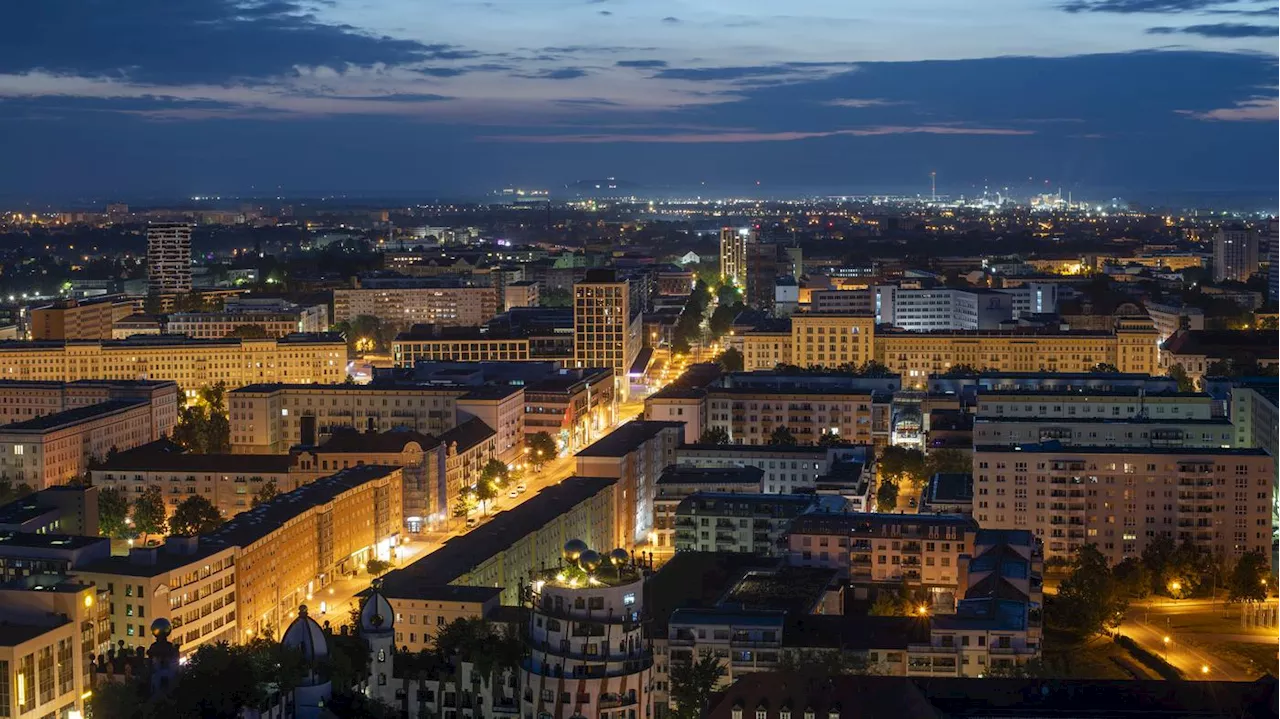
508, 489, 519, 499
516, 483, 527, 493
465, 517, 479, 529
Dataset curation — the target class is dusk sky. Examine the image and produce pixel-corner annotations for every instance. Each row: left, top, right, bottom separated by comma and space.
1, 0, 1277, 201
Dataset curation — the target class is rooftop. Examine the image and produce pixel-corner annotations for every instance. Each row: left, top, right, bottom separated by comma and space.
974, 441, 1270, 456
788, 512, 979, 536
380, 476, 619, 599
974, 416, 1231, 425
575, 420, 682, 457
678, 443, 834, 455
77, 541, 228, 578
313, 428, 440, 454
0, 619, 71, 647
438, 417, 496, 453
1, 399, 148, 432
0, 531, 107, 552
924, 473, 973, 505
96, 439, 295, 474
644, 552, 780, 634
657, 465, 764, 487
203, 465, 399, 549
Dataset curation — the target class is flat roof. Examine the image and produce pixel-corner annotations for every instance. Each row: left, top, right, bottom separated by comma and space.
576, 420, 682, 458
1, 399, 148, 432
77, 543, 227, 578
975, 416, 1231, 426
0, 531, 107, 551
669, 608, 785, 627
925, 473, 973, 504
379, 476, 618, 599
0, 620, 70, 647
203, 465, 399, 549
788, 512, 979, 536
678, 443, 832, 455
974, 442, 1270, 456
657, 466, 764, 486
97, 440, 295, 474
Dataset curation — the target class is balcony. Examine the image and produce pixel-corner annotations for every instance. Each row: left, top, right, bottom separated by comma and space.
598, 695, 639, 710
715, 534, 738, 545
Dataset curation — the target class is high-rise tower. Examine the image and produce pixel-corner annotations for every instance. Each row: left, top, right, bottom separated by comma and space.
146, 222, 193, 294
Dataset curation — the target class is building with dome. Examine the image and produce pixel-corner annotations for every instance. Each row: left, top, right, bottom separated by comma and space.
279, 605, 333, 719
520, 541, 652, 719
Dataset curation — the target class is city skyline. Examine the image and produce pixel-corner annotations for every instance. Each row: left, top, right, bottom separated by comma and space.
0, 0, 1277, 200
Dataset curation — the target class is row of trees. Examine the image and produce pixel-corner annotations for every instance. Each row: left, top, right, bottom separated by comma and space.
875, 447, 969, 512
1050, 540, 1272, 638
171, 382, 230, 454
454, 459, 520, 517
673, 280, 713, 353
99, 480, 278, 540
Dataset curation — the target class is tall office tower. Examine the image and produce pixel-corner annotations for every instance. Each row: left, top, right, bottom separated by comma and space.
745, 241, 782, 311
147, 222, 193, 294
719, 227, 753, 289
574, 269, 642, 401
1212, 224, 1259, 283
1266, 218, 1278, 300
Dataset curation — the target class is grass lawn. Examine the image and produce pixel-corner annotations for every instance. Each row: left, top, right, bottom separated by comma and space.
1042, 630, 1147, 680
1218, 642, 1278, 678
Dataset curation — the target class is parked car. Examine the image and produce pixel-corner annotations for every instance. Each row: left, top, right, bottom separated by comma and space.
465, 517, 479, 529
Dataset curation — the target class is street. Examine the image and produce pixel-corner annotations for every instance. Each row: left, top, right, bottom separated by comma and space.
1115, 597, 1279, 681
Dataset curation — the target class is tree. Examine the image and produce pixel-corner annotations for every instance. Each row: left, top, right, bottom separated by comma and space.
474, 480, 497, 515
925, 448, 970, 477
98, 486, 132, 538
227, 324, 270, 339
717, 347, 744, 373
0, 479, 35, 507
869, 589, 901, 616
251, 479, 279, 507
766, 426, 797, 446
698, 427, 731, 445
540, 287, 571, 307
708, 302, 745, 339
670, 653, 725, 719
854, 360, 893, 377
878, 446, 928, 487
172, 382, 230, 453
131, 485, 167, 539
480, 458, 510, 489
453, 488, 477, 518
366, 558, 392, 576
169, 495, 223, 536
817, 432, 845, 447
777, 648, 869, 676
875, 479, 899, 512
1167, 363, 1195, 392
527, 432, 557, 468
1049, 544, 1127, 637
1112, 557, 1152, 599
1227, 549, 1269, 603
939, 364, 980, 377
1090, 362, 1121, 373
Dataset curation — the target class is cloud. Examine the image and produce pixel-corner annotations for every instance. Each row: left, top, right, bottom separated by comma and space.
823, 98, 901, 108
1207, 4, 1279, 14
514, 67, 589, 80
615, 60, 669, 68
661, 16, 680, 23
1060, 0, 1251, 12
656, 66, 807, 81
479, 125, 1035, 143
598, 10, 612, 15
1177, 95, 1279, 120
0, 0, 472, 85
1147, 22, 1277, 36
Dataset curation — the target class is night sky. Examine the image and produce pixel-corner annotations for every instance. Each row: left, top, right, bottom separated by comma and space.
1, 0, 1276, 200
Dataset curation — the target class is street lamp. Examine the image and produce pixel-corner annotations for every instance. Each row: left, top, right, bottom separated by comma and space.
1200, 664, 1210, 675
1162, 635, 1170, 661
917, 605, 929, 616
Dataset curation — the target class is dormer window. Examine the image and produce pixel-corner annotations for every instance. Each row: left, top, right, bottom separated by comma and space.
756, 709, 767, 719
732, 707, 743, 719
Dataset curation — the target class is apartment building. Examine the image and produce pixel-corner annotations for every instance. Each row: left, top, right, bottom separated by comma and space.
0, 594, 94, 719
503, 280, 539, 309
77, 537, 239, 656
971, 443, 1274, 565
1225, 380, 1279, 524
810, 289, 873, 315
976, 387, 1215, 421
0, 400, 166, 488
439, 418, 498, 518
1146, 301, 1205, 344
91, 439, 310, 519
740, 329, 793, 372
164, 311, 310, 339
1213, 224, 1259, 283
574, 269, 643, 402
30, 297, 137, 341
675, 493, 841, 556
720, 228, 753, 288
392, 331, 533, 365
0, 334, 347, 390
222, 298, 329, 333
909, 529, 1043, 677
334, 277, 499, 327
787, 513, 981, 604
1159, 329, 1280, 384
202, 465, 403, 638
296, 429, 444, 534
522, 367, 616, 453
379, 476, 622, 649
576, 420, 682, 547
653, 466, 763, 554
873, 287, 1012, 331
0, 378, 179, 433
457, 385, 524, 464
0, 485, 99, 536
228, 383, 465, 453
0, 532, 110, 583
703, 376, 891, 447
973, 417, 1235, 449
147, 222, 193, 294
790, 314, 875, 369
675, 444, 866, 495
878, 321, 1160, 387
